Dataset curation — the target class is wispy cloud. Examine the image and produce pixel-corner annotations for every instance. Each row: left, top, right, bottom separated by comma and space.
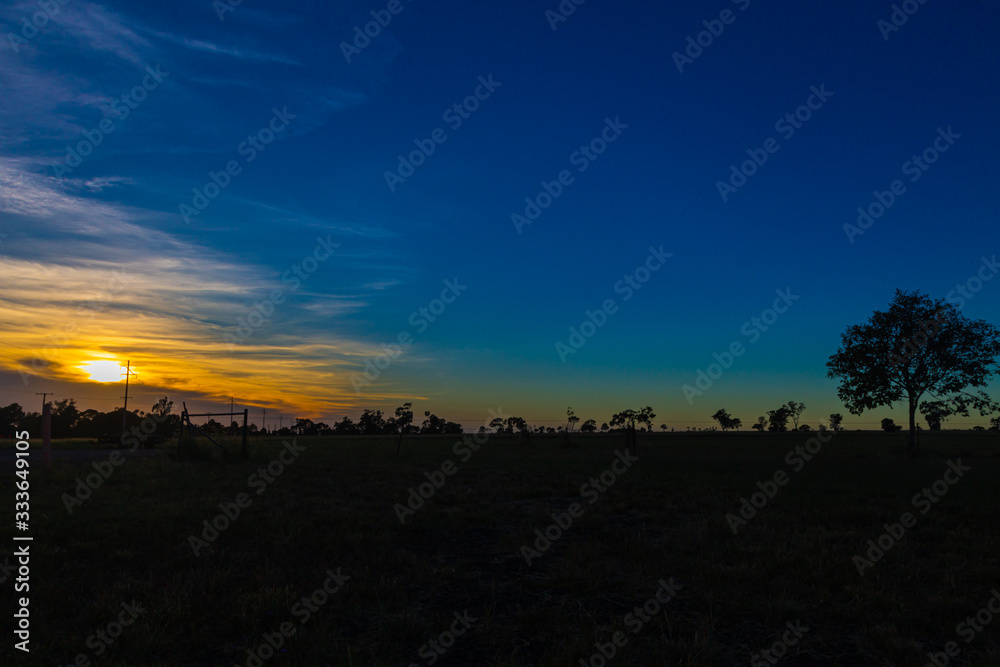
0, 158, 386, 414
150, 31, 302, 66
54, 1, 153, 65
0, 2, 391, 417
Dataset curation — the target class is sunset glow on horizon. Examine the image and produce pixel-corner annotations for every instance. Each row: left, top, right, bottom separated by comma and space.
0, 1, 997, 430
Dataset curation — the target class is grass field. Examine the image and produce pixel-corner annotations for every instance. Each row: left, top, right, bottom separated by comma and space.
3, 430, 999, 666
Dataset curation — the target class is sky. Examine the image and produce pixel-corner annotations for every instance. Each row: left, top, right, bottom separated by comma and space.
0, 0, 998, 430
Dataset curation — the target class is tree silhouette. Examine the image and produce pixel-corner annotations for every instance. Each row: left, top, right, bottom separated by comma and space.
421, 412, 462, 434
881, 418, 902, 432
358, 409, 385, 435
711, 409, 741, 431
827, 289, 1000, 452
0, 402, 25, 438
785, 401, 806, 430
51, 398, 80, 438
828, 413, 844, 432
766, 405, 792, 432
919, 400, 950, 430
394, 403, 414, 433
505, 416, 528, 435
610, 406, 654, 454
334, 416, 359, 434
711, 408, 733, 431
294, 418, 318, 435
610, 406, 655, 432
393, 402, 414, 457
566, 407, 580, 432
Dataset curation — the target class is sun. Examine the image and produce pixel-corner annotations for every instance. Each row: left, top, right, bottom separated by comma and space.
79, 360, 124, 383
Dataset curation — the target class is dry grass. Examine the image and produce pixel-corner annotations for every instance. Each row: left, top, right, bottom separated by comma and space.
4, 430, 999, 666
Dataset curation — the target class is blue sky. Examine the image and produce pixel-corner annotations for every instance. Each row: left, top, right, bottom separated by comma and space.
0, 0, 998, 429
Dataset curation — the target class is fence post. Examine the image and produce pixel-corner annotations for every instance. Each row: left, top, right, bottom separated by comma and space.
179, 404, 187, 458
42, 402, 51, 468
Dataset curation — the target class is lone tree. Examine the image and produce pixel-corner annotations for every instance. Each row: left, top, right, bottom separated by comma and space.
610, 406, 655, 454
827, 289, 1000, 452
711, 409, 740, 431
610, 406, 656, 432
881, 418, 902, 433
785, 401, 806, 430
828, 413, 844, 432
566, 407, 580, 432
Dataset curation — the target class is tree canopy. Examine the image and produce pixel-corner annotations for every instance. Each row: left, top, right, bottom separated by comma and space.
827, 289, 1000, 450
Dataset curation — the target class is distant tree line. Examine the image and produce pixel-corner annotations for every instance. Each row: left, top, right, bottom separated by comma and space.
6, 291, 1000, 447
0, 397, 179, 440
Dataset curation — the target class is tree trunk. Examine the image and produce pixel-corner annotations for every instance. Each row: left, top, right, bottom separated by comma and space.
907, 397, 918, 453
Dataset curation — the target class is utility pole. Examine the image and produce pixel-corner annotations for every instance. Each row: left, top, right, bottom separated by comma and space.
262, 408, 266, 435
120, 361, 135, 438
35, 392, 52, 413
279, 415, 283, 432
230, 396, 235, 427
